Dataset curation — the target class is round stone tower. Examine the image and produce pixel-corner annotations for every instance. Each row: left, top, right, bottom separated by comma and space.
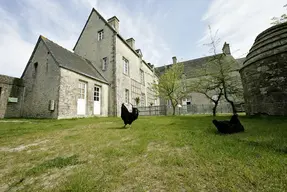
240, 22, 287, 116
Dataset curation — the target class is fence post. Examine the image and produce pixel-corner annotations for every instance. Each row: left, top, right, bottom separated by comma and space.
165, 105, 167, 116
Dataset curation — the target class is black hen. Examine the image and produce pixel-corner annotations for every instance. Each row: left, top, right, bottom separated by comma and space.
121, 103, 139, 128
212, 114, 244, 134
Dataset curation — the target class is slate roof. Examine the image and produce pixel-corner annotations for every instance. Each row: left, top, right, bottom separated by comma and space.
40, 36, 108, 84
155, 54, 242, 79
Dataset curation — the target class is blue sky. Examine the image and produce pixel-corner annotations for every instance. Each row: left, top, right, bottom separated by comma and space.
0, 0, 286, 77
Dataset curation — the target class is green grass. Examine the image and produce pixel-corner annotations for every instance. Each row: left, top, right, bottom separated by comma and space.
0, 115, 286, 192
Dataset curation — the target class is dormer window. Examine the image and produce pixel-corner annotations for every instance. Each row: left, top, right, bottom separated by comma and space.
98, 29, 104, 41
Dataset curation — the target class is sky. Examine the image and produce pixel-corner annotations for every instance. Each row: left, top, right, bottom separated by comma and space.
0, 0, 286, 77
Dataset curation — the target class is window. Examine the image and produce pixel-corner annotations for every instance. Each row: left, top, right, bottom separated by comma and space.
141, 93, 146, 106
78, 81, 86, 99
98, 29, 104, 41
0, 87, 2, 98
123, 57, 129, 75
102, 57, 108, 71
125, 89, 129, 103
140, 69, 145, 85
94, 86, 100, 101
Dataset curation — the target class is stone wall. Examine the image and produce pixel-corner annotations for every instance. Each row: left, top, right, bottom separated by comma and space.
115, 36, 159, 116
73, 10, 116, 116
0, 74, 24, 118
240, 22, 287, 116
58, 68, 109, 119
21, 40, 61, 118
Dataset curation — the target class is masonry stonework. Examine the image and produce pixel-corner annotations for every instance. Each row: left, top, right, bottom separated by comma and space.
21, 40, 61, 118
58, 68, 109, 119
73, 10, 116, 116
240, 22, 287, 116
115, 36, 159, 116
0, 75, 24, 118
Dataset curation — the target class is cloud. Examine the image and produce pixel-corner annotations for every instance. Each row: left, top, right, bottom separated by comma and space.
87, 0, 172, 66
0, 6, 34, 78
199, 0, 287, 58
0, 0, 171, 77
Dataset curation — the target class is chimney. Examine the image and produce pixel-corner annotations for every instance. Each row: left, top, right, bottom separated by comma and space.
136, 49, 143, 58
126, 38, 135, 49
172, 56, 177, 64
222, 42, 231, 55
107, 16, 119, 33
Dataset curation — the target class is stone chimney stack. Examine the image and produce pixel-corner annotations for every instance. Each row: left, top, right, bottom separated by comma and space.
222, 42, 231, 55
126, 38, 135, 49
172, 56, 177, 64
108, 16, 119, 33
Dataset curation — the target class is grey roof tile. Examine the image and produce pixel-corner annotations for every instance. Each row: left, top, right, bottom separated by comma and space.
155, 54, 242, 78
41, 36, 108, 84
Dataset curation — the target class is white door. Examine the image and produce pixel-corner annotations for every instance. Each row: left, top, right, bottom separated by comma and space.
93, 86, 101, 115
77, 81, 87, 115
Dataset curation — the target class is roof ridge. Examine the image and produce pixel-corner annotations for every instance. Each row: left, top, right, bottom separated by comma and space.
41, 35, 98, 66
41, 35, 74, 56
39, 35, 108, 83
156, 53, 224, 69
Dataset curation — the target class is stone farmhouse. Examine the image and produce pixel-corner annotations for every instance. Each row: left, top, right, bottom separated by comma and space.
0, 8, 159, 119
0, 8, 245, 119
156, 43, 245, 109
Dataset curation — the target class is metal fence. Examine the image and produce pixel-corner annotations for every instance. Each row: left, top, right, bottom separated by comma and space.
137, 103, 244, 116
137, 105, 167, 116
137, 102, 287, 116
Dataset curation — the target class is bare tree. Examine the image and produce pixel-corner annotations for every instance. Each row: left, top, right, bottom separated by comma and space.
193, 25, 243, 115
271, 4, 287, 26
150, 62, 186, 115
189, 75, 223, 116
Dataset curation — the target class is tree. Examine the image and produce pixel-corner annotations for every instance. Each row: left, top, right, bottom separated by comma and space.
134, 97, 140, 106
189, 75, 223, 116
150, 62, 186, 115
191, 25, 243, 115
271, 4, 287, 26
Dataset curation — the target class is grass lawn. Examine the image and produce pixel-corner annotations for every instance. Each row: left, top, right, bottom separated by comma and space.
0, 115, 286, 192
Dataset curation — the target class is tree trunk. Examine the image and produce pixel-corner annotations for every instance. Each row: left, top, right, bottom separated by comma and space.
223, 87, 237, 114
212, 92, 222, 117
212, 101, 219, 117
172, 104, 176, 115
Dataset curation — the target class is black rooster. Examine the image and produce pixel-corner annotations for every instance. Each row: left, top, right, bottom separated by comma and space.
212, 114, 244, 134
121, 103, 139, 128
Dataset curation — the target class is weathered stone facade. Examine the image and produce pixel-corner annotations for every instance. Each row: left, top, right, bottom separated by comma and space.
240, 22, 287, 116
156, 50, 244, 110
73, 10, 117, 116
0, 75, 24, 118
58, 68, 109, 119
73, 8, 159, 117
115, 36, 159, 116
21, 40, 61, 118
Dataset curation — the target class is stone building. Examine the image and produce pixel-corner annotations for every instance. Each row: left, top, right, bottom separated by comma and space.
0, 8, 159, 119
0, 75, 24, 118
240, 22, 287, 116
73, 8, 159, 116
156, 43, 245, 109
0, 7, 247, 119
